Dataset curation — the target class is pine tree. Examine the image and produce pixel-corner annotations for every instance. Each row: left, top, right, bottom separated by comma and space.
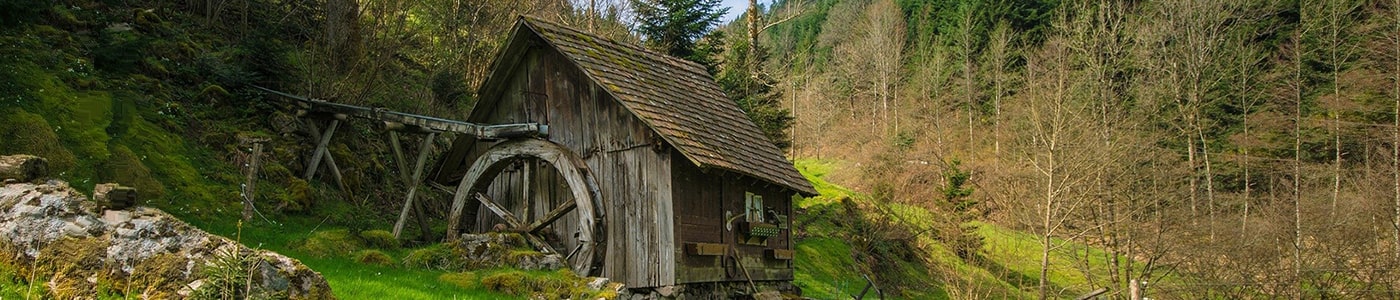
630, 0, 728, 66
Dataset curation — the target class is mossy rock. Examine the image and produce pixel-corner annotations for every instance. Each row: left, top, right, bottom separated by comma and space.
279, 178, 312, 212
353, 249, 394, 266
358, 229, 399, 249
438, 272, 478, 289
481, 271, 529, 296
33, 237, 109, 298
401, 244, 464, 270
294, 229, 363, 258
479, 269, 607, 299
97, 143, 166, 200
125, 252, 193, 298
0, 109, 77, 173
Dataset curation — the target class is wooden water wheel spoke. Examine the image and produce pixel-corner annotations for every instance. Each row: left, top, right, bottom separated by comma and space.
448, 139, 604, 276
474, 193, 525, 228
564, 243, 584, 261
527, 201, 577, 234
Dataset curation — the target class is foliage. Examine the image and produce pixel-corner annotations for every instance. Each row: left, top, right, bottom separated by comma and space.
0, 0, 45, 26
716, 26, 795, 150
191, 248, 258, 300
631, 0, 729, 66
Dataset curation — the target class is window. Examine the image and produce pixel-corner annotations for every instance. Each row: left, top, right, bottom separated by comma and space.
745, 192, 764, 223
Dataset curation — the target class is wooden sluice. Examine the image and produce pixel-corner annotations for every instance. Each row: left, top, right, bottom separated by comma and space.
253, 86, 551, 241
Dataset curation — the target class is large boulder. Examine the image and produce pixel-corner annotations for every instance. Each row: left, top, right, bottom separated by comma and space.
0, 181, 333, 299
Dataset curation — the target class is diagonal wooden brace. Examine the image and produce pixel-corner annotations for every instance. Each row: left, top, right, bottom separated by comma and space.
393, 132, 437, 239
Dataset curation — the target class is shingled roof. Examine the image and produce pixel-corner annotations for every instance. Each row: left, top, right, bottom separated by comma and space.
478, 16, 816, 196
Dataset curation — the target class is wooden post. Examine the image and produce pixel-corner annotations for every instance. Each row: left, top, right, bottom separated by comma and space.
304, 119, 340, 181
393, 132, 436, 239
304, 120, 347, 191
242, 141, 265, 221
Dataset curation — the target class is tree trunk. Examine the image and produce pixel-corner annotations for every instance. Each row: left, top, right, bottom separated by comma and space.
1394, 0, 1400, 260
1292, 29, 1305, 300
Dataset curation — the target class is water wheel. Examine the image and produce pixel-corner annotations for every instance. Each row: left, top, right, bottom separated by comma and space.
445, 138, 604, 275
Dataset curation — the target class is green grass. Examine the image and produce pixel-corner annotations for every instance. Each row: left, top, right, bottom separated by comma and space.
793, 237, 863, 299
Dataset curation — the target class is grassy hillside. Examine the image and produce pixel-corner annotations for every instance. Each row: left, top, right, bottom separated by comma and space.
793, 159, 1138, 299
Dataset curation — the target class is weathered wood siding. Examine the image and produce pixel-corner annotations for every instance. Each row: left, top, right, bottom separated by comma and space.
672, 153, 795, 284
459, 40, 676, 288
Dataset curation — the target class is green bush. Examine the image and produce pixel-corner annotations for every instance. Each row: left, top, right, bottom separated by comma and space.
359, 229, 399, 249
353, 249, 394, 266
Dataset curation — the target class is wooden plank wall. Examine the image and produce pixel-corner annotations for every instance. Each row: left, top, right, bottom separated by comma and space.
672, 154, 796, 284
463, 43, 676, 288
672, 155, 725, 283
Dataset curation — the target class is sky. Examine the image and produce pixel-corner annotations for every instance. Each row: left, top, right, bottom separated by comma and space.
719, 0, 774, 23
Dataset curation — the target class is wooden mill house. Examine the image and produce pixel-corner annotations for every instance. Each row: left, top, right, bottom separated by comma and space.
426, 16, 818, 294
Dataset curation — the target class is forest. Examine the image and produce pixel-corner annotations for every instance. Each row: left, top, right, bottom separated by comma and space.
766, 0, 1400, 298
2, 0, 1400, 298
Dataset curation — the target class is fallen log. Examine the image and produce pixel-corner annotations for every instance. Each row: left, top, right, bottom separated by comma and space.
0, 155, 48, 183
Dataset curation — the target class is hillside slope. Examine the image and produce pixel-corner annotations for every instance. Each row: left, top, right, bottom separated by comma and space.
793, 159, 1135, 299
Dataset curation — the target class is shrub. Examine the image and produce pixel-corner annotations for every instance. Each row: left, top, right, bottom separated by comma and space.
353, 249, 394, 266
358, 229, 399, 249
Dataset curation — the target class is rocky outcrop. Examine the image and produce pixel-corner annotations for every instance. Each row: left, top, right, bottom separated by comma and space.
0, 180, 333, 299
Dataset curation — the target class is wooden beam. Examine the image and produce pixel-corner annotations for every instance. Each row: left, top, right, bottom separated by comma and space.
303, 120, 347, 192
393, 132, 437, 239
685, 243, 727, 256
528, 201, 577, 234
254, 85, 547, 139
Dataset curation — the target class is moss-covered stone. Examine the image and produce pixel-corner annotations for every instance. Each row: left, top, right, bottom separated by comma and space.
294, 229, 363, 258
0, 110, 77, 173
401, 244, 462, 270
437, 271, 478, 289
481, 270, 528, 296
352, 249, 393, 266
358, 229, 398, 249
97, 144, 166, 200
